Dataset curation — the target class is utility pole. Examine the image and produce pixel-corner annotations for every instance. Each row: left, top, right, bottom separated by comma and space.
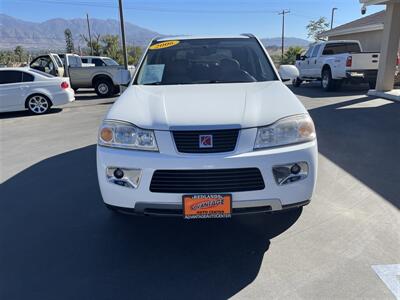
86, 13, 93, 55
278, 9, 290, 62
331, 8, 338, 29
118, 0, 128, 70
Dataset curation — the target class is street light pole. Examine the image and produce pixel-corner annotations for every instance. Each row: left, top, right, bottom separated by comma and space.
118, 0, 128, 70
278, 9, 290, 62
331, 8, 338, 29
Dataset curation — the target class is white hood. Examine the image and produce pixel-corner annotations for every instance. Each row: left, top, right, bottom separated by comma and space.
106, 81, 307, 130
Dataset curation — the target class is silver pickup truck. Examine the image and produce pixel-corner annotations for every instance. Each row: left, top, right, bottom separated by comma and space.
30, 53, 131, 97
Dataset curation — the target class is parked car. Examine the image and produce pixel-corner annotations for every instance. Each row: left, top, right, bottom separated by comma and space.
294, 40, 380, 91
82, 56, 136, 72
0, 67, 74, 114
58, 53, 94, 67
81, 56, 119, 66
65, 55, 132, 97
96, 35, 317, 219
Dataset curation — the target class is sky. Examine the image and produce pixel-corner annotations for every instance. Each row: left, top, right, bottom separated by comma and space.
1, 0, 384, 39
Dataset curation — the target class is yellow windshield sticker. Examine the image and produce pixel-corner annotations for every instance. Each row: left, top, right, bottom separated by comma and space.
149, 40, 180, 50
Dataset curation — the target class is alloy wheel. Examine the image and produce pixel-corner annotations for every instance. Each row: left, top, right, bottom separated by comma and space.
98, 83, 109, 95
28, 95, 49, 114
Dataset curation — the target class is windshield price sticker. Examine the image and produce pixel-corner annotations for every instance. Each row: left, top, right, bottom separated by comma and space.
149, 40, 180, 50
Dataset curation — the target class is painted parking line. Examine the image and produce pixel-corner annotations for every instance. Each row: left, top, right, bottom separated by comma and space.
372, 264, 400, 299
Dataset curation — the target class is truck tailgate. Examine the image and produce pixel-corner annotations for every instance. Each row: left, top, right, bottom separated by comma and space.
348, 53, 379, 70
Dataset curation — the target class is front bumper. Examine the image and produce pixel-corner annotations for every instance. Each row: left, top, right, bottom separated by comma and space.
96, 128, 317, 215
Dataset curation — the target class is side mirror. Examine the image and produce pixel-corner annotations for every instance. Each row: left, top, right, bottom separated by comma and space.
279, 65, 299, 82
296, 54, 301, 61
114, 69, 131, 86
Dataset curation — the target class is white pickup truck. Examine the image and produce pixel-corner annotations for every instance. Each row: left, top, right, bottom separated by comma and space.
294, 40, 380, 91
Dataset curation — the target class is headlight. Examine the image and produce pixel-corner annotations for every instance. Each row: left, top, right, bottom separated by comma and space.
254, 114, 316, 149
98, 120, 158, 151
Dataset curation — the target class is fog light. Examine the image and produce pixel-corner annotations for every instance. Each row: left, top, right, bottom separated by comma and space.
114, 168, 124, 179
106, 167, 141, 188
291, 164, 301, 174
273, 162, 308, 185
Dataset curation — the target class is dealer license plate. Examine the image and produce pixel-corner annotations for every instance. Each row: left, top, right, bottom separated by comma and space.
182, 194, 232, 219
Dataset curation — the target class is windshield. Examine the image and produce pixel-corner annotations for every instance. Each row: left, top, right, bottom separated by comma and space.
103, 58, 119, 66
135, 38, 277, 85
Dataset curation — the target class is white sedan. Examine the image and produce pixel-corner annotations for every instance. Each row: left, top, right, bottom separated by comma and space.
0, 67, 74, 114
97, 35, 317, 219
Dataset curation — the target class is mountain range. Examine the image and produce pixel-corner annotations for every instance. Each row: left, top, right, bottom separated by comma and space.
0, 14, 310, 50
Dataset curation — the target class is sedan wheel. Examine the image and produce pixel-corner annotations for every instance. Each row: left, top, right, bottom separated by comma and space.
27, 95, 50, 114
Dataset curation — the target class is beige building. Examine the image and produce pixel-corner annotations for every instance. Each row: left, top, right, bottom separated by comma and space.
320, 1, 400, 99
320, 10, 400, 54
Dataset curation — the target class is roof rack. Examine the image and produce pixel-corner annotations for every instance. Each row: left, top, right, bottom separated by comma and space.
152, 36, 164, 42
240, 33, 255, 38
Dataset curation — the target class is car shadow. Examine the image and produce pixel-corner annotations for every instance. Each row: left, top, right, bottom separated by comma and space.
75, 94, 104, 101
309, 95, 400, 209
0, 145, 302, 300
0, 108, 63, 119
289, 82, 370, 98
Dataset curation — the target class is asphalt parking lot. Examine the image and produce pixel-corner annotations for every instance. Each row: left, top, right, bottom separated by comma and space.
1, 84, 399, 299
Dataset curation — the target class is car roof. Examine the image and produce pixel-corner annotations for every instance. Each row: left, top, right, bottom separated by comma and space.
82, 56, 109, 59
154, 34, 252, 42
0, 67, 30, 72
0, 67, 59, 79
313, 40, 360, 45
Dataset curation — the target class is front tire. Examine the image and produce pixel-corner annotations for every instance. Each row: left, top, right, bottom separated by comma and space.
95, 79, 114, 98
26, 94, 51, 114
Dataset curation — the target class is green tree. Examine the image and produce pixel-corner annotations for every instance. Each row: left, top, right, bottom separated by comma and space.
281, 46, 304, 65
306, 17, 329, 41
101, 35, 120, 61
14, 46, 24, 63
80, 33, 102, 56
127, 45, 143, 65
64, 28, 75, 53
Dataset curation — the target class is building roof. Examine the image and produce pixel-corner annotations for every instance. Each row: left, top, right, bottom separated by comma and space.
360, 0, 391, 5
319, 10, 385, 38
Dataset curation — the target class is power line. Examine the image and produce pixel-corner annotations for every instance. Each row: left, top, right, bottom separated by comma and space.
10, 0, 280, 14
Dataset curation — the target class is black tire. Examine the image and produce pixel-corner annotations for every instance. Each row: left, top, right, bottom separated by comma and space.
321, 68, 336, 92
368, 80, 376, 89
94, 78, 114, 98
113, 85, 121, 95
292, 77, 302, 87
26, 94, 51, 114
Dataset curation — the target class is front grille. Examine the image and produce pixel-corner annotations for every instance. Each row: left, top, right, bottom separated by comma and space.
150, 168, 265, 193
172, 129, 239, 153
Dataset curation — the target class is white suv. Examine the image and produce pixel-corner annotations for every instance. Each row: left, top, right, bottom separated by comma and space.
97, 35, 317, 219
